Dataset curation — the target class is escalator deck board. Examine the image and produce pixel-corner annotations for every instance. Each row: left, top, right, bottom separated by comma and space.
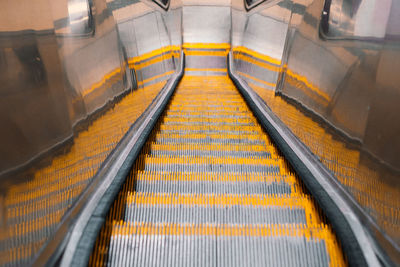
90, 75, 346, 266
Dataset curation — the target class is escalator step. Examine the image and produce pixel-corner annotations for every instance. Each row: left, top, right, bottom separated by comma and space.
89, 75, 345, 267
107, 223, 337, 267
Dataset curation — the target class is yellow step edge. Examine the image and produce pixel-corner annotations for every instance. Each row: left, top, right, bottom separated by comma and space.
132, 171, 302, 194
126, 192, 320, 226
171, 98, 245, 102
143, 143, 278, 154
158, 124, 263, 132
233, 52, 281, 72
5, 208, 66, 238
7, 184, 85, 220
110, 221, 345, 267
136, 155, 289, 173
129, 45, 181, 64
134, 171, 299, 185
0, 237, 47, 265
232, 46, 282, 66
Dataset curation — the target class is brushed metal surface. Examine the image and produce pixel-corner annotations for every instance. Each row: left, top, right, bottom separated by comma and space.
229, 52, 380, 266
1, 0, 399, 265
182, 6, 231, 44
230, 0, 400, 264
0, 0, 182, 265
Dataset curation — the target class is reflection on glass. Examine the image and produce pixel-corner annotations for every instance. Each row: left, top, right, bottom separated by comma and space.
321, 0, 396, 41
56, 0, 94, 36
68, 0, 93, 34
231, 0, 400, 263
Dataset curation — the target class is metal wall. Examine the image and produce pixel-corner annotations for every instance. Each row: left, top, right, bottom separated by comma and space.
181, 0, 231, 74
1, 0, 399, 265
113, 0, 180, 89
230, 0, 400, 264
0, 0, 182, 265
0, 0, 128, 179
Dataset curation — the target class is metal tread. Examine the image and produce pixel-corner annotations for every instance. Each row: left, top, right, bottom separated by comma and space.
89, 75, 346, 267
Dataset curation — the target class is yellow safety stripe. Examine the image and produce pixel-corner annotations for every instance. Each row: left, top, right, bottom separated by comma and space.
232, 46, 282, 66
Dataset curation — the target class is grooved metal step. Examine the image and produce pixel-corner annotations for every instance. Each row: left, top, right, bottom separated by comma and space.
89, 75, 345, 267
107, 223, 331, 267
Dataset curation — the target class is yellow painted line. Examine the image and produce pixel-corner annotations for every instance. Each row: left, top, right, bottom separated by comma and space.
81, 52, 175, 98
128, 192, 304, 207
83, 46, 179, 97
82, 67, 121, 97
143, 143, 278, 154
112, 222, 322, 237
127, 193, 319, 225
165, 103, 249, 112
165, 111, 250, 116
134, 170, 300, 186
110, 222, 346, 266
137, 70, 175, 86
185, 68, 227, 72
163, 117, 256, 123
134, 170, 298, 183
129, 53, 173, 70
237, 71, 277, 88
129, 45, 181, 64
183, 43, 231, 50
233, 46, 282, 66
5, 74, 174, 264
234, 52, 281, 72
185, 50, 228, 56
7, 208, 65, 237
232, 48, 330, 102
137, 155, 289, 171
169, 103, 246, 107
180, 75, 232, 80
169, 98, 246, 103
155, 132, 267, 141
286, 68, 331, 102
0, 237, 48, 265
286, 78, 329, 107
7, 180, 87, 219
159, 125, 264, 133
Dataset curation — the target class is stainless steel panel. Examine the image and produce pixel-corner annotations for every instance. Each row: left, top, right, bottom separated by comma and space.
0, 0, 130, 264
230, 0, 400, 264
1, 0, 398, 264
0, 0, 183, 265
183, 6, 231, 44
61, 30, 125, 115
114, 1, 181, 89
0, 33, 73, 176
242, 8, 290, 59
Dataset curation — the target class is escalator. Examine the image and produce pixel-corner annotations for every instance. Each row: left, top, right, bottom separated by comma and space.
88, 75, 346, 266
